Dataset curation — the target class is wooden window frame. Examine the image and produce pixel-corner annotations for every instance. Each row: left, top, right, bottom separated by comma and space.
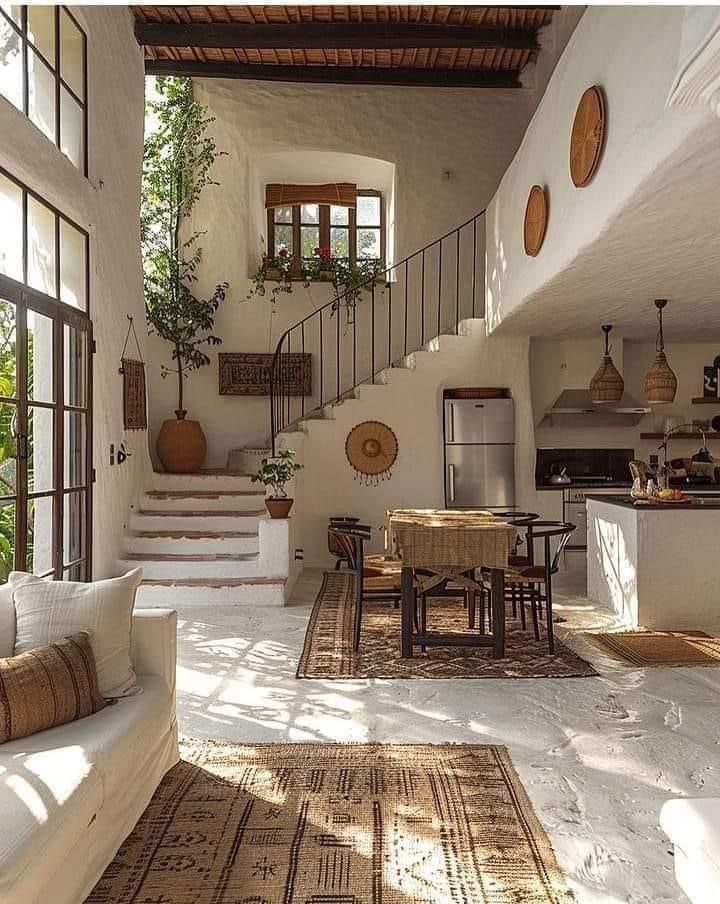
267, 189, 385, 277
0, 165, 93, 581
0, 5, 88, 175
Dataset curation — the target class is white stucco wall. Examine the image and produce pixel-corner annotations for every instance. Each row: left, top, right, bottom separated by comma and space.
0, 7, 152, 577
146, 76, 542, 468
281, 323, 536, 568
485, 5, 714, 332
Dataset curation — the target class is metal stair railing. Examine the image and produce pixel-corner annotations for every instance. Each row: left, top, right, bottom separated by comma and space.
269, 208, 486, 454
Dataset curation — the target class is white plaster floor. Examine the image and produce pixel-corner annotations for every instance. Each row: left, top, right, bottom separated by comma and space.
175, 554, 720, 904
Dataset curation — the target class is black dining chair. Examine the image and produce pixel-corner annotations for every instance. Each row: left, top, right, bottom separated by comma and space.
478, 520, 575, 654
493, 511, 540, 568
328, 526, 404, 652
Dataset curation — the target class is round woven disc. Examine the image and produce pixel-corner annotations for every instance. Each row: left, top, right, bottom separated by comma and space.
345, 421, 398, 477
570, 86, 605, 187
523, 185, 548, 257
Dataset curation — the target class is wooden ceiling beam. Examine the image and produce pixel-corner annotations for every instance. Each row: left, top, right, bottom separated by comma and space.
135, 21, 540, 52
144, 59, 523, 89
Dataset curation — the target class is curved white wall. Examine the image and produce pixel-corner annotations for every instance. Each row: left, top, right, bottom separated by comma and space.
485, 6, 715, 334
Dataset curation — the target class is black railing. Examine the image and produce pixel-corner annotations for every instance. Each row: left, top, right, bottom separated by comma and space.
270, 208, 486, 453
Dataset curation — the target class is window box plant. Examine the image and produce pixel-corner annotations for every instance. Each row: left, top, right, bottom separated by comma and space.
251, 449, 303, 518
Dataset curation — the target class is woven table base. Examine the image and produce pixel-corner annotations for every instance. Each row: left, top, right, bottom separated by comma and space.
86, 739, 574, 904
586, 630, 720, 667
297, 572, 597, 679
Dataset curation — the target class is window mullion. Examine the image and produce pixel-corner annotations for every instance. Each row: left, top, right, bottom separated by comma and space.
350, 206, 357, 265
292, 206, 301, 275
319, 205, 330, 253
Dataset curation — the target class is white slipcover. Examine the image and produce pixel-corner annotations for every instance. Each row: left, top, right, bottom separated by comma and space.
660, 797, 720, 904
0, 607, 178, 904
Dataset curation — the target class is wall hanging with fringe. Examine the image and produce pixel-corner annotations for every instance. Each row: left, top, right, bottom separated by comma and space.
345, 421, 398, 486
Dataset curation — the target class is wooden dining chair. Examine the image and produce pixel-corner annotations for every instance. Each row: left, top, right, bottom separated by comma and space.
327, 516, 361, 570
328, 526, 404, 652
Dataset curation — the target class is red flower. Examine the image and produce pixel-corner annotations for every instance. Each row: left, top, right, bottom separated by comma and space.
277, 246, 288, 258
315, 246, 331, 260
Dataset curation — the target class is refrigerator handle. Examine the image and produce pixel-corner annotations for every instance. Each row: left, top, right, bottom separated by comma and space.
448, 402, 455, 442
448, 464, 456, 502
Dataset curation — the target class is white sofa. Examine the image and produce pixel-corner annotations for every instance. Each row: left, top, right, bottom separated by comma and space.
660, 797, 720, 904
0, 608, 179, 904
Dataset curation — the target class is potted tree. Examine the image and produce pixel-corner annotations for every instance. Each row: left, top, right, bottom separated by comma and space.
251, 449, 303, 518
142, 76, 228, 473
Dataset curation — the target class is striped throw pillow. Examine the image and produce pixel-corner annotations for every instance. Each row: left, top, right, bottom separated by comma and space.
0, 632, 106, 744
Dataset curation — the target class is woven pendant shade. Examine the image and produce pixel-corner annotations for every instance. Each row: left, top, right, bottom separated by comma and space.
589, 324, 623, 404
643, 350, 678, 404
643, 299, 677, 404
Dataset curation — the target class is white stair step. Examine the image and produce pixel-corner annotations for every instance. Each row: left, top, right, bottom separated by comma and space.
131, 510, 266, 532
141, 490, 265, 512
152, 471, 256, 492
125, 530, 259, 556
119, 552, 260, 580
136, 577, 286, 607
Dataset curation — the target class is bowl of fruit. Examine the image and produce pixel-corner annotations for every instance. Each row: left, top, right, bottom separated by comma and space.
653, 488, 691, 504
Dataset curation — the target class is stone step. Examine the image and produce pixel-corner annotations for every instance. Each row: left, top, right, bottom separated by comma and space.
135, 576, 286, 607
119, 551, 260, 580
131, 510, 266, 533
141, 490, 265, 512
124, 529, 259, 556
152, 471, 256, 492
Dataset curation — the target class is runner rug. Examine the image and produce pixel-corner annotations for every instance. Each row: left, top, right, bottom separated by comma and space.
297, 571, 597, 679
85, 740, 574, 904
586, 630, 720, 667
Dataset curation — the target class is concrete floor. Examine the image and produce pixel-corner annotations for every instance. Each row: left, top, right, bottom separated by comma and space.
175, 554, 719, 903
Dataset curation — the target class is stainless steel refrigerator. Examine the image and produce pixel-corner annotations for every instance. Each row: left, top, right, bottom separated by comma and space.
444, 398, 515, 508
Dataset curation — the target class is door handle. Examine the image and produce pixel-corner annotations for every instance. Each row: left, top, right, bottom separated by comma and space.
448, 464, 456, 502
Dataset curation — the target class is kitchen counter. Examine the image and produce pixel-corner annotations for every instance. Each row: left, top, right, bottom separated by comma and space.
585, 494, 720, 510
536, 482, 631, 491
587, 495, 720, 632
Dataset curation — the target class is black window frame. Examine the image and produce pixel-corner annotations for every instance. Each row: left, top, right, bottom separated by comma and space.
0, 164, 93, 581
0, 5, 88, 175
267, 189, 385, 274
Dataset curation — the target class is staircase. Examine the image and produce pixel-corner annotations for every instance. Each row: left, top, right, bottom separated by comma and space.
270, 209, 486, 450
126, 472, 289, 607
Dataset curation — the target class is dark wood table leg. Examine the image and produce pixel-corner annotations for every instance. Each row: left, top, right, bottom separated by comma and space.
490, 567, 505, 659
401, 565, 414, 658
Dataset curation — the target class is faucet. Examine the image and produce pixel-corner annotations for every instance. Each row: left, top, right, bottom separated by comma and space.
658, 423, 710, 476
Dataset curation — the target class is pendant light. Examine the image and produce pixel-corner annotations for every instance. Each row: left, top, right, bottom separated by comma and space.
643, 299, 677, 404
589, 324, 624, 403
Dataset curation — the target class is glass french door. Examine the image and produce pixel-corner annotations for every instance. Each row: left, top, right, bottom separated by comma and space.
0, 287, 92, 582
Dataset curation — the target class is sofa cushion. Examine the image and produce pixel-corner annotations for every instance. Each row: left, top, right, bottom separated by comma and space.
0, 674, 173, 902
0, 741, 104, 899
0, 632, 106, 743
0, 584, 14, 659
10, 569, 142, 698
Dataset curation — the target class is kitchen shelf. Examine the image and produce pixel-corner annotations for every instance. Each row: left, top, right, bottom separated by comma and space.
640, 432, 720, 440
691, 397, 720, 405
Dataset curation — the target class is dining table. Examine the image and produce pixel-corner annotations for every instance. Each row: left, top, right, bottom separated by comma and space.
386, 509, 516, 659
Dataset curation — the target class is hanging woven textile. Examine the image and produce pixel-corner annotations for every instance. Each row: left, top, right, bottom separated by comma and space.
119, 315, 147, 430
345, 421, 398, 486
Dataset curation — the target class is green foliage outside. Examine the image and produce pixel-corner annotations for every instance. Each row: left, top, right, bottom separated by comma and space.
142, 76, 229, 414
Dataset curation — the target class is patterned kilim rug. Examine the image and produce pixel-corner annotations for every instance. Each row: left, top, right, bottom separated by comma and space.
297, 572, 597, 679
86, 740, 574, 904
586, 630, 720, 667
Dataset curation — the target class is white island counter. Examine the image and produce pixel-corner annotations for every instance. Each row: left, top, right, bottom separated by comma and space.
587, 495, 720, 632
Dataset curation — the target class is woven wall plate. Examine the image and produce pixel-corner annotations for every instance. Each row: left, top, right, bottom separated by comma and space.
345, 421, 398, 485
523, 185, 548, 257
570, 85, 606, 187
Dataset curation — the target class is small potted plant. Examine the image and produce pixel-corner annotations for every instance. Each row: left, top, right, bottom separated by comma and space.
251, 449, 303, 518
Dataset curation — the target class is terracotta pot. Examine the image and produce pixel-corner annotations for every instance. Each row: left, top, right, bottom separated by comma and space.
156, 410, 207, 473
265, 497, 294, 519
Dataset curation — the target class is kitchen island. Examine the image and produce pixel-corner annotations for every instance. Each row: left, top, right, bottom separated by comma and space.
586, 495, 720, 632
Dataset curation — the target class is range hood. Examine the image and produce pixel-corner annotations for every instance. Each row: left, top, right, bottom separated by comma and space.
540, 389, 651, 427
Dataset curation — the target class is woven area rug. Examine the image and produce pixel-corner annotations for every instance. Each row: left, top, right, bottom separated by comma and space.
297, 571, 597, 679
586, 630, 720, 667
86, 739, 574, 904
